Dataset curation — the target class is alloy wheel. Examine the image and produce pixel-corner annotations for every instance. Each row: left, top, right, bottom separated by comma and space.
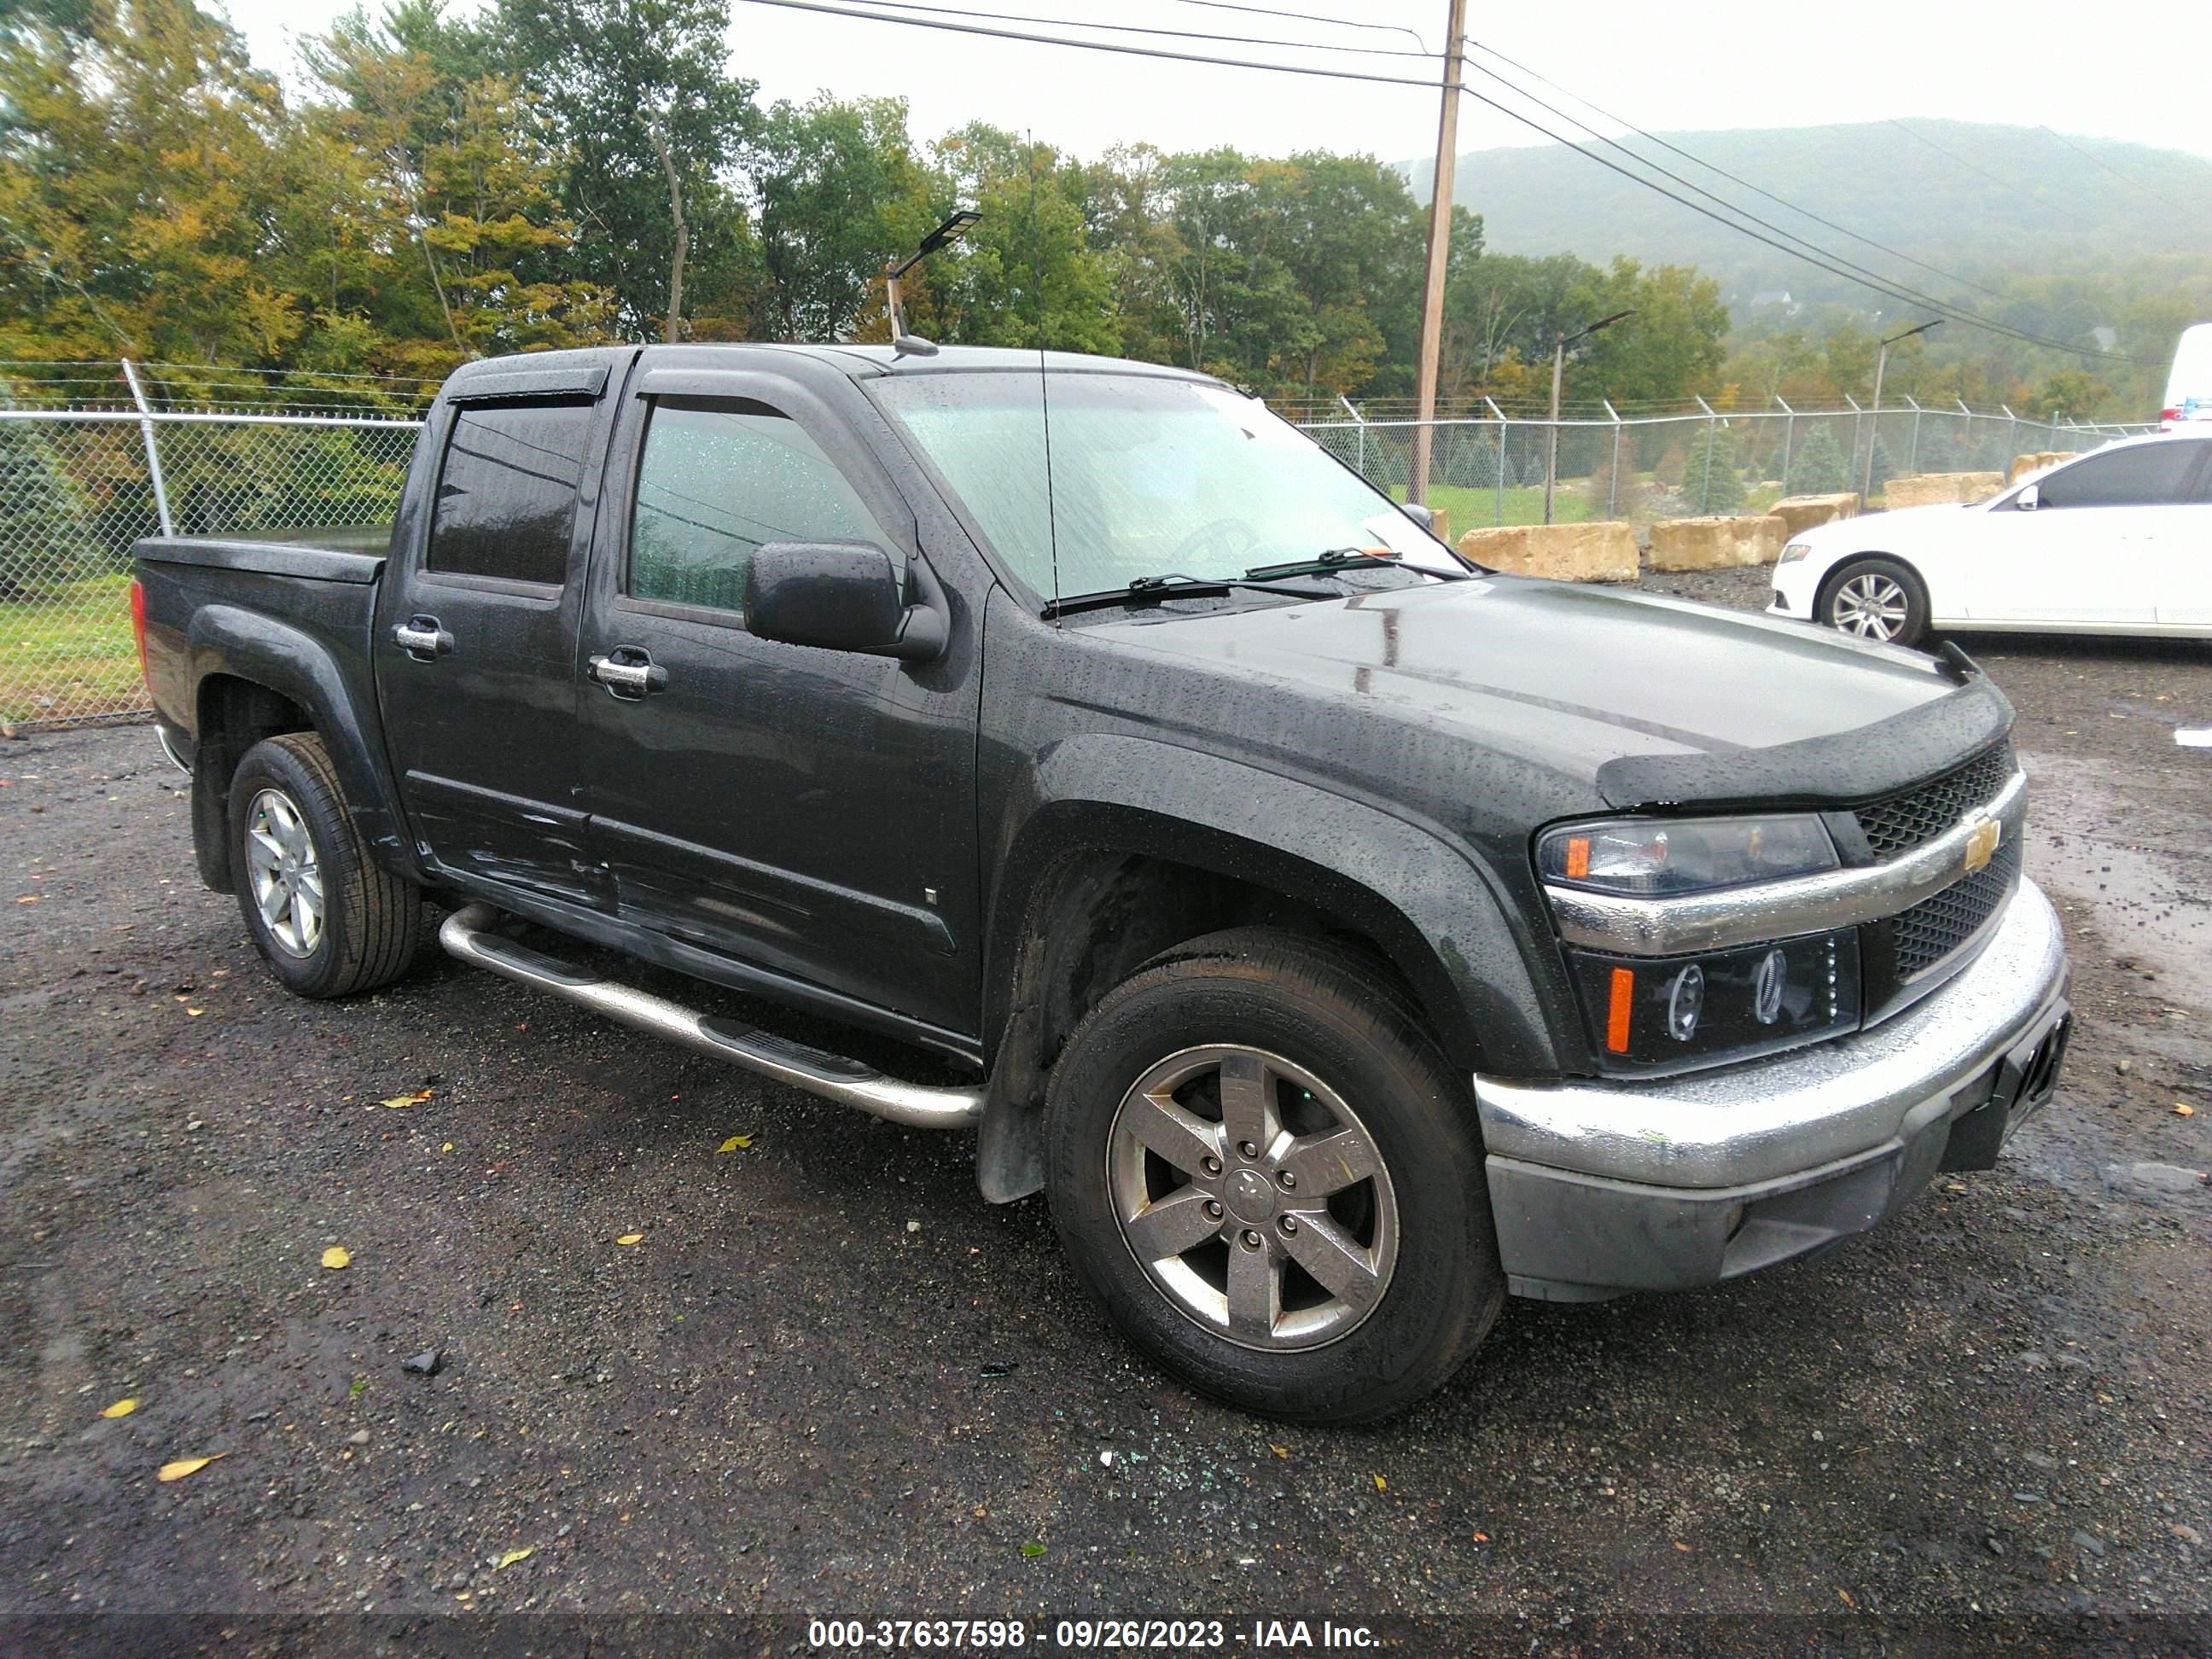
1832, 572, 1909, 640
244, 787, 324, 958
1106, 1045, 1400, 1352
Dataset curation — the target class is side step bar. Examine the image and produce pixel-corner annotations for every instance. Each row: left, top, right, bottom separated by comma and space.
437, 903, 985, 1130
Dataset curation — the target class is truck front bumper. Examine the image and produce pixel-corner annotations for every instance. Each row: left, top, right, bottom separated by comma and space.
1473, 878, 2070, 1301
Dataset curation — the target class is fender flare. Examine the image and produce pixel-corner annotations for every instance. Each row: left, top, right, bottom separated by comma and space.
972, 736, 1575, 1201
185, 604, 422, 884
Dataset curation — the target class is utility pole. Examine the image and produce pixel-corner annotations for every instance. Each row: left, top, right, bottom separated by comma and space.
1406, 0, 1467, 508
1862, 318, 1941, 502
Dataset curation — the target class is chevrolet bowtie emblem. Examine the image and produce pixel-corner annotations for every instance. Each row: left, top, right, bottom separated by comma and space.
1962, 812, 2001, 874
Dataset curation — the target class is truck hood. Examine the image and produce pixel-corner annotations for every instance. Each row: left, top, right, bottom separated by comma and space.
1084, 575, 2012, 810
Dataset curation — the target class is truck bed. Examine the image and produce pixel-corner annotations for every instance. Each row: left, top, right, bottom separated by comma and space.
133, 526, 390, 585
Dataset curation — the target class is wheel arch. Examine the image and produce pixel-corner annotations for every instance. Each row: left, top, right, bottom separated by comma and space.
183, 606, 418, 894
973, 742, 1568, 1203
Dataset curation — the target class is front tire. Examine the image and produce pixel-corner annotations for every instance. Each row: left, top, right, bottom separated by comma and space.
1044, 928, 1502, 1423
1820, 555, 1930, 648
228, 732, 423, 998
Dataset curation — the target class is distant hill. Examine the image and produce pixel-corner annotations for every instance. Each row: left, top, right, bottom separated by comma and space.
1403, 120, 2212, 309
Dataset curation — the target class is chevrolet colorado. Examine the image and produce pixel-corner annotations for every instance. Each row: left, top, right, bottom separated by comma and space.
131, 345, 2071, 1422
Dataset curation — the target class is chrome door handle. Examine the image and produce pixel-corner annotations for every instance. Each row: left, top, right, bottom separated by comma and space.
589, 652, 669, 698
392, 616, 452, 661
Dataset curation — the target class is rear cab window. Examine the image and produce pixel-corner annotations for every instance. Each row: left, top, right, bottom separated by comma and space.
427, 401, 596, 586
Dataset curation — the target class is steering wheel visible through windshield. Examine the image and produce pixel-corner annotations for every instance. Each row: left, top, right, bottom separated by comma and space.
868, 370, 1461, 602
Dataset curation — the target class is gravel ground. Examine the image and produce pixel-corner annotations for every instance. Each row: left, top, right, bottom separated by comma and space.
2, 577, 2208, 1654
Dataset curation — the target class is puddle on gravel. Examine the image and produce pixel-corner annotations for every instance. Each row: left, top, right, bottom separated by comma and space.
2019, 749, 2212, 1011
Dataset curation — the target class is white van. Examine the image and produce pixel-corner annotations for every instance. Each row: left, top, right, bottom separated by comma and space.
2164, 321, 2212, 426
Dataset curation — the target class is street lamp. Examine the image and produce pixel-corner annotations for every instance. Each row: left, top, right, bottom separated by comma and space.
1545, 310, 1633, 526
885, 210, 981, 358
1862, 318, 1942, 502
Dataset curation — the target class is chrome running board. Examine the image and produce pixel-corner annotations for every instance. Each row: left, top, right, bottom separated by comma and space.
437, 903, 984, 1130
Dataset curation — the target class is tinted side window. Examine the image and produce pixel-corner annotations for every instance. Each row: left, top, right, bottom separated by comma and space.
2036, 442, 2202, 509
427, 401, 592, 585
630, 399, 888, 612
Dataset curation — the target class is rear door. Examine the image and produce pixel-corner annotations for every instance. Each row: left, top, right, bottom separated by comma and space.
576, 364, 982, 1037
377, 361, 616, 905
1968, 441, 2202, 626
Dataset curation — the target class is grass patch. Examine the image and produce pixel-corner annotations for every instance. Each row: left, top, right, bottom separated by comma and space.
0, 575, 143, 726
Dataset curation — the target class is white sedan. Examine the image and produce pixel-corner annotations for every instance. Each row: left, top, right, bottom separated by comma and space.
1768, 428, 2212, 647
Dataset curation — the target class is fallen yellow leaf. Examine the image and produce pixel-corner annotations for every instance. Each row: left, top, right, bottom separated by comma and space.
1674, 1540, 1691, 1552
380, 1096, 415, 1109
614, 1233, 643, 1246
2176, 1103, 2196, 1117
1372, 1474, 1387, 1492
440, 1141, 453, 1153
1838, 1589, 1855, 1608
102, 1397, 138, 1419
495, 1546, 533, 1569
186, 1008, 205, 1017
716, 1134, 754, 1154
1267, 1443, 1288, 1458
157, 1452, 227, 1482
321, 1247, 351, 1270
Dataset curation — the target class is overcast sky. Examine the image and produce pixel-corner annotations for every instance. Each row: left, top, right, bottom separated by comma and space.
214, 0, 2212, 166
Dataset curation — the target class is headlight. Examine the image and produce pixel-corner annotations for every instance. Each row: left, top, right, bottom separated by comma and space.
1777, 541, 1813, 565
1537, 814, 1838, 897
1567, 929, 1861, 1073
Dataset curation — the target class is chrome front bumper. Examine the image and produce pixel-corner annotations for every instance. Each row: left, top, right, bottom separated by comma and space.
1474, 878, 2070, 1301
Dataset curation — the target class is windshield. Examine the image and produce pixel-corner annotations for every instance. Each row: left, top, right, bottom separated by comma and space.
870, 371, 1462, 601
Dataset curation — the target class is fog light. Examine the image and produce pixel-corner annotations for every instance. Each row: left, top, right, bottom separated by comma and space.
1666, 963, 1704, 1041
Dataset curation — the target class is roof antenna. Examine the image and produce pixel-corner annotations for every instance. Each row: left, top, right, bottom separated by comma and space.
885, 210, 979, 359
1028, 133, 1062, 625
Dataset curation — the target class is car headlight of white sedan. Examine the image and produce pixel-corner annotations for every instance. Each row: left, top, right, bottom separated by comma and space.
1777, 541, 1813, 566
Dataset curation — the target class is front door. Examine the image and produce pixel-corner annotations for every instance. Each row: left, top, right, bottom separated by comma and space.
379, 371, 616, 906
1966, 441, 2205, 626
577, 368, 982, 1039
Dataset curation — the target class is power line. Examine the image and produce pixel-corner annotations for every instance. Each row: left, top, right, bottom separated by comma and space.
1171, 0, 1433, 53
2034, 124, 2192, 214
732, 0, 2146, 364
1443, 58, 2135, 362
727, 0, 1450, 87
838, 0, 1436, 57
1459, 37, 2012, 304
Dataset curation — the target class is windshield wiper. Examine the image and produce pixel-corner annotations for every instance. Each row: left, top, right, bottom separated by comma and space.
1041, 572, 1334, 620
1243, 549, 1468, 583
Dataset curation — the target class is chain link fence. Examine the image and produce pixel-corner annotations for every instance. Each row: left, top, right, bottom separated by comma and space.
0, 359, 2165, 731
2, 364, 422, 728
1295, 401, 2159, 540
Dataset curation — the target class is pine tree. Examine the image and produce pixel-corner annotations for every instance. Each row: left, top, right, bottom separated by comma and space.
1788, 422, 1852, 495
1689, 421, 1744, 514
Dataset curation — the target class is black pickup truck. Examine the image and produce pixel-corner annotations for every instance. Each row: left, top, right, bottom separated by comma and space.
131, 344, 2071, 1422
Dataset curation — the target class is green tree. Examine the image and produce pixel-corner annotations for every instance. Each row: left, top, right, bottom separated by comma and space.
1685, 419, 1744, 514
0, 0, 302, 362
754, 95, 931, 342
492, 0, 756, 338
1789, 422, 1852, 495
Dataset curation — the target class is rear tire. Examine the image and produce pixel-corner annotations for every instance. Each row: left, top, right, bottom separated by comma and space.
1819, 556, 1930, 648
228, 732, 423, 998
1044, 928, 1502, 1423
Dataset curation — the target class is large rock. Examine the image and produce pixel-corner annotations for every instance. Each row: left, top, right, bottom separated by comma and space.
1648, 514, 1788, 572
1457, 521, 1638, 583
1883, 471, 2005, 509
2009, 451, 2080, 484
1771, 492, 1860, 537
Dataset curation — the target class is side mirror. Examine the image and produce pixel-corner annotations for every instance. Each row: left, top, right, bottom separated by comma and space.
1398, 501, 1436, 533
745, 542, 947, 662
2014, 484, 2039, 511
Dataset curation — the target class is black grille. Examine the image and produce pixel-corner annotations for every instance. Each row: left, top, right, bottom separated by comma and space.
1890, 837, 2021, 979
1854, 742, 2016, 860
